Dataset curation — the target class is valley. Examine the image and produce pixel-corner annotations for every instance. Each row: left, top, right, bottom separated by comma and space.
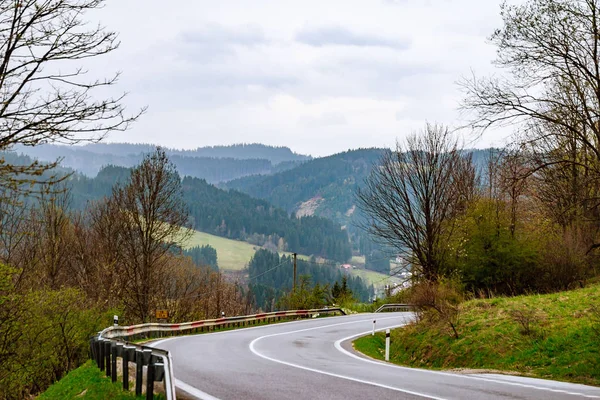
184, 229, 400, 289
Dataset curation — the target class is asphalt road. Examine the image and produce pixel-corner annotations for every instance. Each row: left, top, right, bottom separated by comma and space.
153, 313, 600, 400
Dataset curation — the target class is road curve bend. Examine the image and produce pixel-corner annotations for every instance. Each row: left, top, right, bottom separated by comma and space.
153, 312, 600, 400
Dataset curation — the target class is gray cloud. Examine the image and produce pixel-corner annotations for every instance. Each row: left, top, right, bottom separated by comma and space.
92, 0, 509, 156
295, 26, 410, 50
299, 112, 347, 128
179, 24, 267, 47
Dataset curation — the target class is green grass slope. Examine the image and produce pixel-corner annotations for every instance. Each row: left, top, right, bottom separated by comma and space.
183, 230, 396, 288
355, 284, 600, 386
38, 360, 141, 400
184, 230, 259, 271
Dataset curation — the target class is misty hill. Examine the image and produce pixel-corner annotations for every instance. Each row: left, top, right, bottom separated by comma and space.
74, 142, 310, 164
174, 143, 311, 164
17, 143, 308, 183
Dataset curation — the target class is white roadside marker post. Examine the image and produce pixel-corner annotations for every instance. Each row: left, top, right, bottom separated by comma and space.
372, 320, 376, 336
385, 329, 390, 361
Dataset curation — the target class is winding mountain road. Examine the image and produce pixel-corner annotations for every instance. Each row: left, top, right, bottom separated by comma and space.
153, 312, 600, 400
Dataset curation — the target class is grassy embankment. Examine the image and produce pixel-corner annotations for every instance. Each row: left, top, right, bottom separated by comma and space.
38, 360, 143, 400
184, 230, 401, 288
354, 284, 600, 386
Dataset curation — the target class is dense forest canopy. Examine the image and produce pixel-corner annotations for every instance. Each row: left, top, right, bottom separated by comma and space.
248, 249, 373, 311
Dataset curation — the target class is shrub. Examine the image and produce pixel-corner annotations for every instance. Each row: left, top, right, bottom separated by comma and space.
408, 278, 464, 339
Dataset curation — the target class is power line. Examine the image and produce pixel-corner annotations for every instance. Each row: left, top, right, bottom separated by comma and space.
247, 259, 289, 282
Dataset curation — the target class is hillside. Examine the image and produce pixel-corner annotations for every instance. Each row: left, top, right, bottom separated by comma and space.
226, 148, 491, 225
355, 283, 600, 386
181, 176, 352, 262
17, 143, 309, 182
183, 230, 397, 289
225, 148, 386, 226
63, 163, 353, 262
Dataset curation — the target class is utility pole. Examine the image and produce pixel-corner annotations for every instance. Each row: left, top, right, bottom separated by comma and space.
293, 252, 297, 293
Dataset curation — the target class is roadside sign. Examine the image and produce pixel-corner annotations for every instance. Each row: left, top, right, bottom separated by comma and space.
156, 310, 168, 319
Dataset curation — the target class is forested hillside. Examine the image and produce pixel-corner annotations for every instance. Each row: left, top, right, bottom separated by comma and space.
17, 143, 309, 182
62, 164, 353, 262
226, 148, 385, 224
182, 177, 352, 262
248, 249, 373, 311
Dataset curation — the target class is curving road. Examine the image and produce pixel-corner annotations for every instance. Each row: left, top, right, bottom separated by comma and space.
153, 313, 600, 400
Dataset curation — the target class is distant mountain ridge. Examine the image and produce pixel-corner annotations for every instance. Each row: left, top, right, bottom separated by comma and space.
16, 142, 311, 183
42, 142, 310, 163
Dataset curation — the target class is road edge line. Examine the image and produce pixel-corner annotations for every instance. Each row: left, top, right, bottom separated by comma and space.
334, 330, 600, 399
249, 317, 447, 400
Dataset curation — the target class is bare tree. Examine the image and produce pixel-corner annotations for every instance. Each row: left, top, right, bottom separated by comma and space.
109, 148, 191, 322
461, 0, 600, 146
0, 0, 142, 190
0, 188, 31, 272
498, 150, 531, 238
357, 124, 476, 282
461, 0, 600, 254
36, 188, 75, 289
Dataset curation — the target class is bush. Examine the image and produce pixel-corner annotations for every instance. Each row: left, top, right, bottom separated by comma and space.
0, 280, 116, 399
509, 305, 544, 337
408, 278, 464, 339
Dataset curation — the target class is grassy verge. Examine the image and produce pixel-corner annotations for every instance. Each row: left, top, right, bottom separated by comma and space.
38, 360, 141, 400
354, 284, 600, 386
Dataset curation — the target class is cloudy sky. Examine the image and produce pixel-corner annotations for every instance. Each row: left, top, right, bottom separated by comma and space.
92, 0, 515, 157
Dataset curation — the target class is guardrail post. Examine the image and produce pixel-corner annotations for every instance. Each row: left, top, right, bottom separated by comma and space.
146, 362, 155, 400
98, 339, 104, 371
89, 337, 95, 362
135, 349, 144, 396
123, 346, 135, 391
96, 338, 102, 366
111, 342, 118, 382
104, 341, 111, 377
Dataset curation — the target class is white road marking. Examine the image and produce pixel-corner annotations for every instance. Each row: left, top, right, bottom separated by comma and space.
150, 314, 374, 400
334, 329, 600, 399
153, 313, 600, 400
151, 338, 222, 400
174, 378, 221, 400
249, 317, 447, 400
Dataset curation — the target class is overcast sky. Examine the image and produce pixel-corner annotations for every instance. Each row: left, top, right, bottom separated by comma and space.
92, 0, 515, 157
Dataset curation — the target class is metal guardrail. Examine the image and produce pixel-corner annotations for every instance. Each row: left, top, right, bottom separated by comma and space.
100, 307, 345, 339
90, 307, 346, 399
374, 303, 417, 313
89, 336, 175, 400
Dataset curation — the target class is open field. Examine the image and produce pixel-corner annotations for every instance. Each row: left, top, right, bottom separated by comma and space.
350, 255, 365, 265
350, 268, 402, 288
183, 230, 309, 271
184, 230, 259, 271
183, 230, 397, 288
354, 283, 600, 386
